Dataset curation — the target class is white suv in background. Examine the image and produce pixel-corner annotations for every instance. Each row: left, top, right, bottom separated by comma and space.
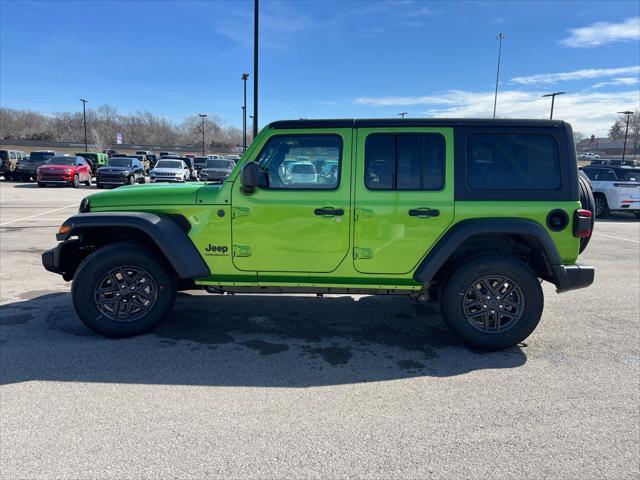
582, 166, 640, 218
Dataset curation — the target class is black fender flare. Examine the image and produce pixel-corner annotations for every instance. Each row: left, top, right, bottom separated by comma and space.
413, 218, 562, 284
55, 212, 210, 279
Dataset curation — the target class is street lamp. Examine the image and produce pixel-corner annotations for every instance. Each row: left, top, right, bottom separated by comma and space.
542, 92, 566, 119
253, 0, 259, 138
618, 111, 633, 162
398, 112, 408, 118
493, 33, 506, 119
80, 98, 88, 151
198, 113, 207, 156
242, 73, 249, 151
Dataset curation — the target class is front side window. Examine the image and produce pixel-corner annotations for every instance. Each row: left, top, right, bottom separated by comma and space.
255, 134, 342, 189
365, 133, 445, 190
467, 133, 560, 190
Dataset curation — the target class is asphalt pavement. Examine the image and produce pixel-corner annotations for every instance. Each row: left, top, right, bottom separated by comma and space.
1, 181, 639, 479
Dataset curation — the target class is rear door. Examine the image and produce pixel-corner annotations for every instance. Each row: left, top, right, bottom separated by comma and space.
353, 127, 455, 274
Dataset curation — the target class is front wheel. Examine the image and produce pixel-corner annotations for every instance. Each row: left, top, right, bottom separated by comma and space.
71, 243, 177, 338
85, 175, 92, 186
72, 174, 80, 188
440, 256, 544, 351
128, 175, 135, 185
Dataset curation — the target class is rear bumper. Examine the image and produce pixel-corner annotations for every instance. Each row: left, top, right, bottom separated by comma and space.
552, 264, 594, 293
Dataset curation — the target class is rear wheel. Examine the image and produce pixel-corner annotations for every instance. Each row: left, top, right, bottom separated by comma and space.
71, 242, 177, 338
441, 256, 544, 351
594, 194, 609, 218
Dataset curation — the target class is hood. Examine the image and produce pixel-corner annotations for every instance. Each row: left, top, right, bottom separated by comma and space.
38, 164, 74, 170
88, 183, 207, 208
151, 167, 183, 174
98, 165, 131, 173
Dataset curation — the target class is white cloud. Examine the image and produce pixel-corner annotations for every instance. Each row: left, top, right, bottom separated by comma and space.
510, 66, 640, 85
592, 77, 640, 89
354, 89, 640, 136
560, 17, 640, 48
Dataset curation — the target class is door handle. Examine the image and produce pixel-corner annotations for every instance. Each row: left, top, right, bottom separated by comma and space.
408, 208, 440, 217
314, 208, 344, 216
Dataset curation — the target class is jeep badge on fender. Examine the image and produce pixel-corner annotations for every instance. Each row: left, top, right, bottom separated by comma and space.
42, 118, 594, 350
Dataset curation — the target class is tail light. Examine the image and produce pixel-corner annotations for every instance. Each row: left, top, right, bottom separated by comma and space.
573, 209, 592, 238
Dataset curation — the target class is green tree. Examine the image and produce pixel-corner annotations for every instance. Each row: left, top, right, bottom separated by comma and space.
608, 120, 624, 139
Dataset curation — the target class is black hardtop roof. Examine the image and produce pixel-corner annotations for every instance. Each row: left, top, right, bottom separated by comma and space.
268, 118, 567, 129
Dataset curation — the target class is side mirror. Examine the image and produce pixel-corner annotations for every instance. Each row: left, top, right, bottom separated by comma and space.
241, 162, 259, 193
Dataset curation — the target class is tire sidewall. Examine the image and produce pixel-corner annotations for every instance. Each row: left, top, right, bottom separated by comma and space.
72, 243, 176, 338
441, 256, 544, 351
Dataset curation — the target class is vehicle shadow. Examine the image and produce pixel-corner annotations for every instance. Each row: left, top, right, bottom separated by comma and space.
0, 291, 527, 387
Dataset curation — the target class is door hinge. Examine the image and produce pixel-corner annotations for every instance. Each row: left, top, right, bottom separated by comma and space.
353, 247, 373, 260
232, 245, 252, 257
232, 207, 250, 219
354, 208, 373, 221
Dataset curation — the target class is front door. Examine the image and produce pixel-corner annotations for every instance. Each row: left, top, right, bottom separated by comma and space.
353, 127, 455, 274
231, 130, 352, 273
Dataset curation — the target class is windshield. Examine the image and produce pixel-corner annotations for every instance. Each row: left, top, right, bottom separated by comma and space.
194, 157, 208, 164
107, 158, 133, 167
205, 159, 233, 169
45, 156, 74, 166
30, 152, 55, 162
155, 160, 182, 169
291, 164, 316, 174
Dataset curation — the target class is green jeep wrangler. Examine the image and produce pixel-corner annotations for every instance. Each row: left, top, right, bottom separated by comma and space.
42, 119, 595, 350
76, 152, 108, 175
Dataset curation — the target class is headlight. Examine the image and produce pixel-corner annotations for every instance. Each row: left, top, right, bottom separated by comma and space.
79, 198, 90, 213
150, 171, 156, 176
121, 170, 130, 176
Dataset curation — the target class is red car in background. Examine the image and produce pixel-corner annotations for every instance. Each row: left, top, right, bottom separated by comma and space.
37, 155, 92, 188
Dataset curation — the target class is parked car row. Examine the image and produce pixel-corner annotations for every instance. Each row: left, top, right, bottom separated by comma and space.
2, 148, 239, 188
581, 165, 640, 218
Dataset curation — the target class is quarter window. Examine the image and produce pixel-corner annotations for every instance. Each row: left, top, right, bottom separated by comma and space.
255, 134, 342, 189
365, 133, 445, 190
467, 133, 560, 190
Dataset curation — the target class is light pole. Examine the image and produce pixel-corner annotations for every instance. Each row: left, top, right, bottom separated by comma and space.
253, 0, 259, 139
398, 112, 408, 118
493, 33, 506, 119
542, 91, 566, 119
242, 73, 249, 151
618, 110, 633, 162
199, 114, 207, 156
80, 98, 88, 151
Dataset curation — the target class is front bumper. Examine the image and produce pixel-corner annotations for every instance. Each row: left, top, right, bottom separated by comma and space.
552, 264, 595, 293
42, 240, 81, 281
151, 177, 185, 182
97, 176, 128, 185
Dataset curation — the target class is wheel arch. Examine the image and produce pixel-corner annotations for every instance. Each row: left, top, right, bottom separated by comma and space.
414, 218, 563, 290
52, 212, 210, 281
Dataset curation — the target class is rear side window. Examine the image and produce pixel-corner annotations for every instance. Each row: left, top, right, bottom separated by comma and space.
365, 133, 445, 190
467, 133, 560, 190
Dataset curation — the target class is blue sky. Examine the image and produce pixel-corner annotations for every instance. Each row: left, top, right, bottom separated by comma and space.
1, 0, 639, 135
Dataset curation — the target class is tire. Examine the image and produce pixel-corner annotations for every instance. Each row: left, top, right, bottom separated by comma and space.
440, 256, 544, 351
578, 175, 595, 253
3, 172, 12, 181
137, 176, 145, 184
72, 174, 80, 188
594, 194, 609, 218
85, 175, 92, 187
71, 242, 177, 338
128, 176, 135, 185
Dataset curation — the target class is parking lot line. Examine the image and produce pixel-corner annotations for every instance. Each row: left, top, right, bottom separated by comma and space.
595, 232, 640, 244
0, 204, 77, 226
